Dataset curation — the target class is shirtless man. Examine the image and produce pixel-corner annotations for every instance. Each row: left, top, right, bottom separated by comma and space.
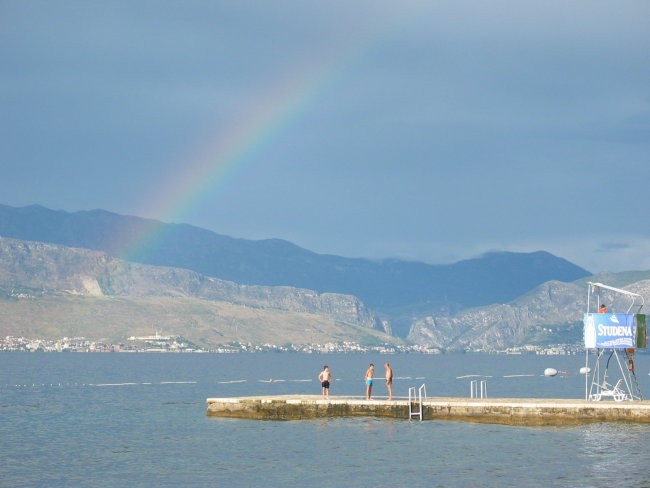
318, 365, 331, 399
385, 362, 393, 401
365, 363, 375, 400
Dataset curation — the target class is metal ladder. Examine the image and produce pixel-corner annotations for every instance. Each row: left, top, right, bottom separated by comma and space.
470, 379, 488, 398
408, 384, 427, 421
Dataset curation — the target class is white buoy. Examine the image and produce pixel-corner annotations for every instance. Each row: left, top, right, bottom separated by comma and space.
579, 366, 591, 375
544, 368, 558, 377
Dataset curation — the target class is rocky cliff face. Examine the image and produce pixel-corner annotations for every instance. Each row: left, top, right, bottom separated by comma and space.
0, 236, 383, 334
0, 204, 591, 338
3, 234, 650, 350
408, 279, 650, 351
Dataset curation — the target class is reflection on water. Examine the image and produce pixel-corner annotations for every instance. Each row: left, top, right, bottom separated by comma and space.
580, 423, 650, 485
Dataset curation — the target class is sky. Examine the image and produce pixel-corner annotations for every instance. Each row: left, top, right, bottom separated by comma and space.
1, 1, 649, 274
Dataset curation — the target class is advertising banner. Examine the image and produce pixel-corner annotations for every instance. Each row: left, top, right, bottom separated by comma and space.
583, 313, 636, 349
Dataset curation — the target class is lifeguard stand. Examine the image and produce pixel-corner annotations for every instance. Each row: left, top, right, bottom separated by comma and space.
584, 282, 646, 401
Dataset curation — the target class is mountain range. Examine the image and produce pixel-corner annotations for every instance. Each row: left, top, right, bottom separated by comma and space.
3, 203, 649, 351
0, 236, 397, 347
0, 204, 591, 338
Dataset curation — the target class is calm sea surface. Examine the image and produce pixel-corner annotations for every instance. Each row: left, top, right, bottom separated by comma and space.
1, 352, 649, 487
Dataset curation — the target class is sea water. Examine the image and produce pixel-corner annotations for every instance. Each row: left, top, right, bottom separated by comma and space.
1, 352, 649, 487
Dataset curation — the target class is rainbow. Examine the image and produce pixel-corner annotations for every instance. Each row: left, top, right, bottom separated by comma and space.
119, 59, 341, 262
117, 12, 416, 262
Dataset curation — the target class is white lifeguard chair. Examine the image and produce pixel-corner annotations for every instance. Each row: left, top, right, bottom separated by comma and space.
584, 282, 646, 401
589, 379, 628, 402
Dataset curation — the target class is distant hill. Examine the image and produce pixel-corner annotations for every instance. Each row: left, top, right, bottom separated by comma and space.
0, 203, 591, 336
0, 236, 395, 348
3, 234, 649, 351
408, 276, 650, 351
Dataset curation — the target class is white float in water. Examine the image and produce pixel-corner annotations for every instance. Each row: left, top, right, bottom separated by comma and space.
544, 368, 558, 377
579, 366, 591, 375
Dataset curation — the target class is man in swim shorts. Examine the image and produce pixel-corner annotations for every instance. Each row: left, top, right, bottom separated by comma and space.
318, 365, 331, 399
385, 362, 393, 401
365, 363, 375, 400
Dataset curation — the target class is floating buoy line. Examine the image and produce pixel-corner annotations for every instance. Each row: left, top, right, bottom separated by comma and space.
3, 367, 595, 390
4, 380, 200, 388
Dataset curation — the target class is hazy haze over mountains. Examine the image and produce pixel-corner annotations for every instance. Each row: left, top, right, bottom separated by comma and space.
2, 203, 636, 351
2, 212, 650, 350
0, 204, 592, 339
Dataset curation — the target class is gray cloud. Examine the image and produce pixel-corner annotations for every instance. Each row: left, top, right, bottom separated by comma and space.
1, 1, 648, 273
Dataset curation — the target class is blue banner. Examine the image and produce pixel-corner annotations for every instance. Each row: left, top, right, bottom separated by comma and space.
583, 313, 636, 349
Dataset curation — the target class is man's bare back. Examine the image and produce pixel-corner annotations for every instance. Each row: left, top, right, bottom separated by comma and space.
318, 365, 331, 398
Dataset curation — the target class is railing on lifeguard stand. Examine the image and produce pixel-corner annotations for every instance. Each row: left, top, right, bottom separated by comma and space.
408, 383, 427, 420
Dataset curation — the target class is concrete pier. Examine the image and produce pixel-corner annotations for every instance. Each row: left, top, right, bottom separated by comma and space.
206, 395, 650, 426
